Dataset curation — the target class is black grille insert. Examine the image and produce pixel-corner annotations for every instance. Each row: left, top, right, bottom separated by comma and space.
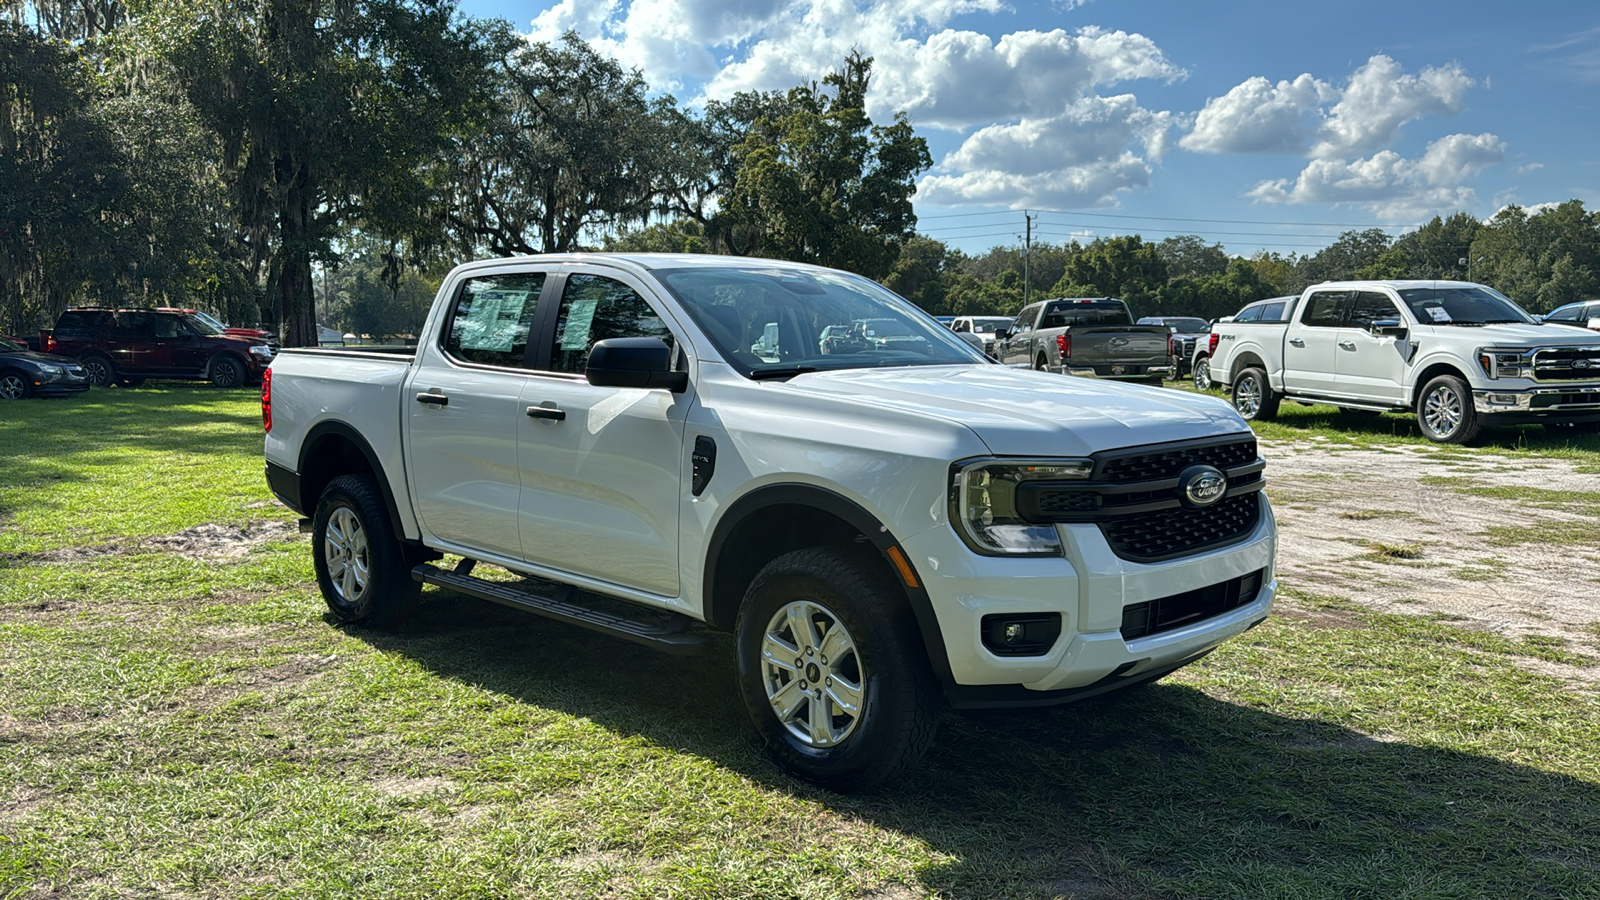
1122, 569, 1265, 641
1100, 493, 1262, 562
1099, 438, 1258, 483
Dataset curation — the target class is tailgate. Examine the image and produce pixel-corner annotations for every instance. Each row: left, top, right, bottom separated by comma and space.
1066, 326, 1171, 364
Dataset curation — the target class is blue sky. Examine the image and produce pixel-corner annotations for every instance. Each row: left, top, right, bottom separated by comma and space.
454, 0, 1599, 258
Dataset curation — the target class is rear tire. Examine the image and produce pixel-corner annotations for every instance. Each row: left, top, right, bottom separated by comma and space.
0, 370, 31, 400
312, 473, 421, 628
1416, 374, 1481, 444
1034, 354, 1049, 373
1192, 357, 1212, 391
81, 354, 115, 387
1231, 367, 1279, 421
735, 546, 941, 791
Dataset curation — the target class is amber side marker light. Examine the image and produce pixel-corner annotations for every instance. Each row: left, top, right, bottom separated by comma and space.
885, 545, 920, 589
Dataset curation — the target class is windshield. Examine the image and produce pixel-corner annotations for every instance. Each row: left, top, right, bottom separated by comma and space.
1397, 286, 1536, 326
183, 313, 225, 335
654, 265, 986, 377
0, 336, 24, 352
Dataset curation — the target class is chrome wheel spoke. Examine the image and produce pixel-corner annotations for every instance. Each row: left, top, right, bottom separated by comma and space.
762, 599, 865, 748
761, 633, 800, 671
818, 624, 850, 663
807, 689, 832, 744
825, 675, 863, 716
785, 603, 818, 654
770, 678, 806, 721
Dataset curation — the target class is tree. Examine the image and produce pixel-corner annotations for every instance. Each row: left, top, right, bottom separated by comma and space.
718, 51, 931, 279
1293, 228, 1393, 287
1470, 202, 1600, 310
1053, 235, 1168, 316
442, 30, 691, 258
135, 0, 497, 346
1392, 212, 1480, 279
1155, 235, 1228, 280
883, 236, 951, 312
602, 220, 712, 254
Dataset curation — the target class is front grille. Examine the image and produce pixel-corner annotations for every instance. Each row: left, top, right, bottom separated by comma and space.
1121, 569, 1264, 641
1099, 437, 1258, 483
1533, 347, 1600, 382
1015, 435, 1266, 562
1101, 493, 1262, 562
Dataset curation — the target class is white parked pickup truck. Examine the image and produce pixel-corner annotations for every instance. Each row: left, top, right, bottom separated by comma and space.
263, 253, 1277, 789
1209, 280, 1600, 443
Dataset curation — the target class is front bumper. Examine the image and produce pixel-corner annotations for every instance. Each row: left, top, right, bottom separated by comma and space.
1472, 386, 1600, 420
900, 494, 1277, 706
32, 370, 91, 395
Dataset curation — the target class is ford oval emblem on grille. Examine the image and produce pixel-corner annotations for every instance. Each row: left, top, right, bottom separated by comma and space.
1178, 465, 1228, 508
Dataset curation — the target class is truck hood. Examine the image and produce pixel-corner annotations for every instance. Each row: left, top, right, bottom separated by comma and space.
781, 364, 1248, 457
1442, 323, 1600, 346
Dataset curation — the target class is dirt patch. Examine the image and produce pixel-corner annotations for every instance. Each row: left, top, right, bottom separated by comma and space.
2, 520, 301, 564
1265, 440, 1600, 675
372, 775, 457, 798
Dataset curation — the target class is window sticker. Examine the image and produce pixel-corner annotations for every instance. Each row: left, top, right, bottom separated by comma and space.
1426, 306, 1452, 323
561, 297, 600, 350
458, 290, 529, 352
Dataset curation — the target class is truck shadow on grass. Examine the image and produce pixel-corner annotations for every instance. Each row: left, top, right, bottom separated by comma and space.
1243, 401, 1600, 454
350, 590, 1600, 900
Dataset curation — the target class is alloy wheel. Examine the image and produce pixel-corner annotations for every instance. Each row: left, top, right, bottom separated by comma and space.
760, 600, 865, 748
1234, 375, 1261, 417
0, 374, 26, 399
1423, 384, 1463, 437
323, 507, 371, 604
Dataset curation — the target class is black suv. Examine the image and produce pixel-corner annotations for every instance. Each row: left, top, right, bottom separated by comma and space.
49, 308, 275, 388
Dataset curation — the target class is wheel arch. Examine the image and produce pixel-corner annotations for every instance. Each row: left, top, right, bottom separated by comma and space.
702, 483, 956, 688
297, 421, 411, 544
1228, 351, 1268, 385
1409, 361, 1471, 408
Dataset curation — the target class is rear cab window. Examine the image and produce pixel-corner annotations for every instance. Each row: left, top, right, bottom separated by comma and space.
442, 272, 547, 369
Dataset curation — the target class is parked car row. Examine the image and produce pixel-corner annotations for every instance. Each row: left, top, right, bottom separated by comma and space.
0, 335, 91, 399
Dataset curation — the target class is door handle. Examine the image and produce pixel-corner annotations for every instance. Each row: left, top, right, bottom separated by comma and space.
1288, 338, 1305, 347
526, 405, 566, 421
415, 391, 448, 406
1338, 341, 1356, 351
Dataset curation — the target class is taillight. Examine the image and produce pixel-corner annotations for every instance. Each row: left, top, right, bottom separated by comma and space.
1167, 335, 1176, 356
1057, 334, 1071, 357
261, 367, 272, 432
1208, 333, 1219, 355
44, 334, 56, 353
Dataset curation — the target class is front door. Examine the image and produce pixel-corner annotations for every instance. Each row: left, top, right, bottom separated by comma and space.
1000, 305, 1039, 367
1337, 290, 1411, 405
517, 269, 689, 597
406, 269, 550, 561
1282, 289, 1346, 395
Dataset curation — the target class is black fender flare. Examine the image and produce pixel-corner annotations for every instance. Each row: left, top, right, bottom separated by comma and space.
704, 483, 957, 690
296, 420, 411, 543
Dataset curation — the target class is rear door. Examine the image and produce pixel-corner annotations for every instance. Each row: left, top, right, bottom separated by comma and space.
515, 266, 691, 597
1282, 289, 1347, 395
1337, 289, 1411, 405
406, 267, 552, 561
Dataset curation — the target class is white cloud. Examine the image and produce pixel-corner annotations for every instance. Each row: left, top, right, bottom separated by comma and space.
1311, 55, 1473, 158
1517, 162, 1545, 173
919, 95, 1173, 207
1248, 132, 1505, 219
1179, 74, 1330, 154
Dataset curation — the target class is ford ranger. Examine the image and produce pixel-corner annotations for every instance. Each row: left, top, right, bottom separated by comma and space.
263, 254, 1277, 790
1209, 280, 1600, 443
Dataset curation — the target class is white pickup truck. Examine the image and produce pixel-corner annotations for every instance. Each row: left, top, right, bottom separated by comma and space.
263, 253, 1277, 789
1209, 280, 1600, 443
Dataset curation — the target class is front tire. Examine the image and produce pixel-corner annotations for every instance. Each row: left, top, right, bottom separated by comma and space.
735, 547, 940, 791
1416, 374, 1481, 444
0, 370, 31, 400
1231, 367, 1279, 421
209, 356, 245, 388
312, 473, 421, 628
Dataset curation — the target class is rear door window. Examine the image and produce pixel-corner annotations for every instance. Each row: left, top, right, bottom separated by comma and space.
1235, 305, 1263, 323
442, 272, 547, 368
1300, 291, 1347, 328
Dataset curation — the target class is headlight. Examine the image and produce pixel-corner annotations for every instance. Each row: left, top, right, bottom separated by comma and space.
1478, 349, 1530, 379
249, 344, 274, 360
950, 459, 1093, 556
36, 363, 63, 375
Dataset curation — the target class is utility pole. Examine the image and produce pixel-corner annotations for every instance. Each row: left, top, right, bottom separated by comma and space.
1023, 210, 1035, 308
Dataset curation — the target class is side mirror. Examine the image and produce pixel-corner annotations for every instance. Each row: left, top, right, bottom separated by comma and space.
585, 337, 688, 392
994, 326, 1012, 340
1370, 318, 1408, 337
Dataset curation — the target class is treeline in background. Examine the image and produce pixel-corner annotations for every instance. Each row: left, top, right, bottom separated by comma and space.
5, 1, 1597, 345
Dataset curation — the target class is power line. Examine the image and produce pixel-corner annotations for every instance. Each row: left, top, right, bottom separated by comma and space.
920, 206, 1408, 229
1034, 220, 1373, 240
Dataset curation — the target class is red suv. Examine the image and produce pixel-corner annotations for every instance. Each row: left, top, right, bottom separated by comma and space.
48, 307, 276, 388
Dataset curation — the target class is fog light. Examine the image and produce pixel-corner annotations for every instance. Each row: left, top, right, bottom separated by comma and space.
1488, 394, 1518, 406
981, 613, 1062, 656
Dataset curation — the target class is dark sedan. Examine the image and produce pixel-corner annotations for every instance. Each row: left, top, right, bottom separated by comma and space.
0, 335, 91, 399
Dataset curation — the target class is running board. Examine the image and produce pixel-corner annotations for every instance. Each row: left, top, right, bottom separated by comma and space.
413, 563, 709, 655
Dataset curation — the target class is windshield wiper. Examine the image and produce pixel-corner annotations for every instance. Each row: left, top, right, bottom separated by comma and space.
748, 364, 821, 380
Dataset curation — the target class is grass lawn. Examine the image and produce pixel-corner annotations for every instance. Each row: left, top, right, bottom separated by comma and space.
3, 385, 1599, 899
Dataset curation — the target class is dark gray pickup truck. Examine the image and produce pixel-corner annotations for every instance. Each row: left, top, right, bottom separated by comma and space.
997, 298, 1174, 380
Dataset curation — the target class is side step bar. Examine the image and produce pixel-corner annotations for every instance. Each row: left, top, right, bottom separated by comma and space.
413, 562, 709, 656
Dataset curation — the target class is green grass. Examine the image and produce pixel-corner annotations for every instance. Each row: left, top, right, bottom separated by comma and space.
4, 386, 1600, 899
